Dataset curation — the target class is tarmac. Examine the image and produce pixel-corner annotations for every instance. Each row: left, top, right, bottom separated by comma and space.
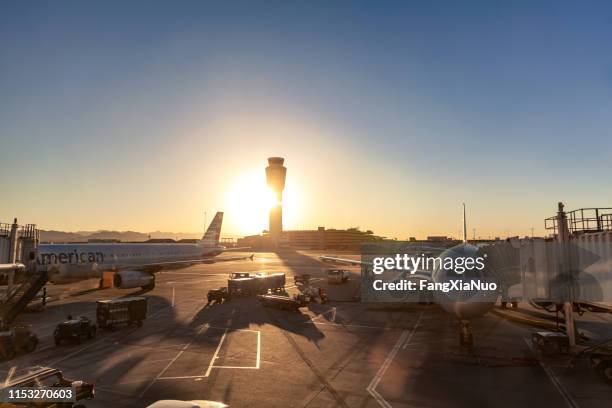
1, 250, 611, 408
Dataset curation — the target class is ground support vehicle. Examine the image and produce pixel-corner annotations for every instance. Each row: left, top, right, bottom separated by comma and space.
532, 331, 570, 355
54, 316, 96, 346
258, 294, 303, 312
96, 297, 147, 330
227, 273, 286, 298
207, 287, 228, 303
0, 366, 94, 407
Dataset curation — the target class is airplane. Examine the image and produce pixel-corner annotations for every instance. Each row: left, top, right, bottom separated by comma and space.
320, 204, 496, 347
34, 212, 253, 290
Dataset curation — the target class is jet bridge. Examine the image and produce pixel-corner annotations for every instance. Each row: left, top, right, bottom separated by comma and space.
0, 219, 46, 329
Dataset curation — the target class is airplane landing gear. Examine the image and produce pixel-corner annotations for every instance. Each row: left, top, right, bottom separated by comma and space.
459, 320, 473, 351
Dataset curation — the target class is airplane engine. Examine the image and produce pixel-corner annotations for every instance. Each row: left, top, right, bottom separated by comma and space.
113, 271, 155, 290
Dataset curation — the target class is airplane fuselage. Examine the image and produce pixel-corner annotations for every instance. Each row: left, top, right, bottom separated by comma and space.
37, 243, 224, 283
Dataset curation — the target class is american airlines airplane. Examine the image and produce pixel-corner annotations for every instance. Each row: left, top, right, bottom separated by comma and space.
35, 212, 252, 290
320, 204, 495, 346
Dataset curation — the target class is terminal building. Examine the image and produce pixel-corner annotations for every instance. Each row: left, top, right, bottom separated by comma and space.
237, 226, 384, 250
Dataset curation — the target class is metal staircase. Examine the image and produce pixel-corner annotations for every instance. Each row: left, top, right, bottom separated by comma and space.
0, 270, 48, 329
0, 219, 44, 329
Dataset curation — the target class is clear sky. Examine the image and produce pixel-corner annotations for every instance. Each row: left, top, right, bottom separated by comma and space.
2, 1, 612, 239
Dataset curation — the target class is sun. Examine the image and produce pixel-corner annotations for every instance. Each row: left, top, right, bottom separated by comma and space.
225, 171, 278, 235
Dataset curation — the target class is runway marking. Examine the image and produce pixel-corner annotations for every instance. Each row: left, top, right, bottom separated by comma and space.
156, 327, 261, 380
4, 366, 16, 386
402, 313, 422, 350
205, 328, 262, 371
157, 375, 208, 380
524, 338, 580, 408
204, 328, 228, 377
256, 329, 261, 368
139, 323, 211, 397
309, 307, 337, 323
367, 313, 422, 408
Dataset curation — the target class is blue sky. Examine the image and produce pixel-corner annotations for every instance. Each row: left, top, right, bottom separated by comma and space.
1, 1, 612, 238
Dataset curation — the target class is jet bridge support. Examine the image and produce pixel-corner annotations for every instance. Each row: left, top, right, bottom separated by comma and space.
0, 219, 44, 329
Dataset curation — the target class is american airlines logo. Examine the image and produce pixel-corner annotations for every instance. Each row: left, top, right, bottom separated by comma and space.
38, 251, 105, 265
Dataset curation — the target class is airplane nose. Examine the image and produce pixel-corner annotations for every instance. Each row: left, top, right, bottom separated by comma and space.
432, 243, 498, 319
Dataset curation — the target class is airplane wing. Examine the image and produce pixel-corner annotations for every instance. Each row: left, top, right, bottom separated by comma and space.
320, 255, 434, 281
319, 255, 366, 266
116, 254, 255, 272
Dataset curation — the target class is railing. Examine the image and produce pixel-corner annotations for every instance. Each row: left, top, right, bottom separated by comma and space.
1, 271, 48, 329
545, 207, 612, 235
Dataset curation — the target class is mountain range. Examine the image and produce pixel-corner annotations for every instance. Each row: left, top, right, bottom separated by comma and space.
40, 230, 203, 243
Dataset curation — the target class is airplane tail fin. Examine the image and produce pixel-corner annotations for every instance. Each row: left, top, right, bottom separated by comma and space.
200, 212, 223, 247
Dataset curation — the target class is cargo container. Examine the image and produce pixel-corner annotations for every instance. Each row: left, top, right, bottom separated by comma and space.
97, 297, 147, 330
227, 272, 286, 298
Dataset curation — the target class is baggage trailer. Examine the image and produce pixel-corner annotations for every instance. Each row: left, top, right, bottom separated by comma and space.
97, 297, 147, 330
258, 294, 303, 312
228, 272, 286, 298
228, 277, 256, 297
255, 273, 285, 294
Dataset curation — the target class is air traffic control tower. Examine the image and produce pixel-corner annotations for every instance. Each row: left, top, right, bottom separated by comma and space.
265, 157, 286, 247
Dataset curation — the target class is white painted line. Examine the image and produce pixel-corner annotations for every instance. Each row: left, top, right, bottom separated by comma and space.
157, 375, 206, 380
309, 307, 337, 323
156, 327, 260, 380
367, 330, 410, 408
208, 326, 259, 333
204, 328, 228, 377
524, 338, 580, 408
367, 313, 422, 408
4, 366, 16, 387
256, 330, 261, 369
402, 313, 422, 350
139, 323, 210, 397
211, 365, 259, 369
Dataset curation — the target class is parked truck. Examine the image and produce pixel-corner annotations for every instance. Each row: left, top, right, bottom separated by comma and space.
96, 297, 147, 330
